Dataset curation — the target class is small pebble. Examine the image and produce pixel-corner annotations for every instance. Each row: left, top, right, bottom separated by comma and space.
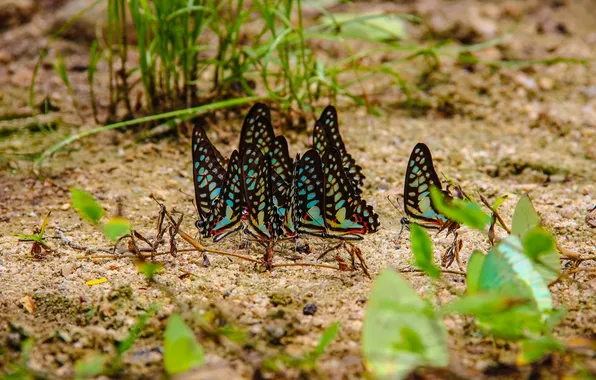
60, 203, 70, 211
303, 303, 317, 316
61, 264, 73, 277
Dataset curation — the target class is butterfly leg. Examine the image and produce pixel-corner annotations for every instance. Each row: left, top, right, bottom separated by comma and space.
317, 242, 344, 261
347, 243, 370, 278
263, 244, 274, 270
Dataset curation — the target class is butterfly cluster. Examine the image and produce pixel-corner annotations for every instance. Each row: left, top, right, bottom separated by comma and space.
191, 103, 380, 267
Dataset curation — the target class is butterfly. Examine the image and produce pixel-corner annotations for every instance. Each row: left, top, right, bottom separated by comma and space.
296, 148, 379, 240
321, 147, 379, 239
205, 150, 246, 241
241, 143, 283, 243
402, 143, 458, 234
192, 125, 227, 233
313, 105, 364, 192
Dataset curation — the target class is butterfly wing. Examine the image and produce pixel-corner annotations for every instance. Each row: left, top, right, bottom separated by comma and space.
242, 144, 281, 242
192, 123, 226, 168
296, 149, 327, 236
322, 147, 379, 239
270, 135, 293, 184
314, 106, 365, 191
403, 143, 449, 229
192, 140, 226, 224
207, 150, 245, 241
239, 105, 274, 155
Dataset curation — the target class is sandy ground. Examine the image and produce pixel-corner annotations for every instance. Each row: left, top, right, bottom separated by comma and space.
1, 0, 595, 378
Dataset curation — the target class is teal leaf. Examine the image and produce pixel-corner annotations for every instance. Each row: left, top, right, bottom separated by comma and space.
430, 187, 491, 231
164, 313, 204, 375
478, 235, 552, 312
511, 194, 541, 237
70, 188, 103, 224
409, 224, 440, 279
362, 269, 448, 378
466, 250, 486, 295
320, 13, 408, 42
102, 217, 131, 242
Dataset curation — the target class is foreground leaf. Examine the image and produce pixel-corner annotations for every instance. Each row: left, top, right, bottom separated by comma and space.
511, 194, 541, 237
75, 354, 107, 379
362, 269, 448, 379
479, 235, 552, 312
466, 250, 486, 295
430, 187, 491, 231
70, 188, 103, 224
523, 227, 560, 284
517, 336, 564, 365
409, 224, 440, 279
164, 313, 204, 375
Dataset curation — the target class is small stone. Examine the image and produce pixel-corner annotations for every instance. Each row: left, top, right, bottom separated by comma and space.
19, 295, 36, 313
514, 74, 538, 91
60, 203, 70, 211
538, 77, 555, 91
303, 303, 317, 316
61, 264, 73, 276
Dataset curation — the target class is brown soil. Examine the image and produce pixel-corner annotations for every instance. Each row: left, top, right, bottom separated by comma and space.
1, 0, 595, 379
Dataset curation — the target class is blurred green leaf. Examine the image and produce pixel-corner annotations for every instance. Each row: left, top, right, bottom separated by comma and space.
137, 262, 163, 282
164, 313, 204, 375
118, 305, 158, 356
70, 188, 103, 224
479, 236, 552, 313
492, 195, 508, 211
75, 353, 107, 379
523, 227, 560, 284
312, 322, 339, 359
511, 194, 541, 237
442, 292, 530, 316
362, 269, 448, 379
476, 307, 548, 340
430, 187, 491, 231
466, 250, 486, 295
409, 224, 440, 279
103, 217, 131, 242
302, 322, 340, 369
517, 336, 564, 365
320, 13, 408, 42
523, 227, 556, 260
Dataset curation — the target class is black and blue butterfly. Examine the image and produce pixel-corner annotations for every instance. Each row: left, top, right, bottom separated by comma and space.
401, 142, 458, 234
296, 147, 379, 240
314, 106, 364, 193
